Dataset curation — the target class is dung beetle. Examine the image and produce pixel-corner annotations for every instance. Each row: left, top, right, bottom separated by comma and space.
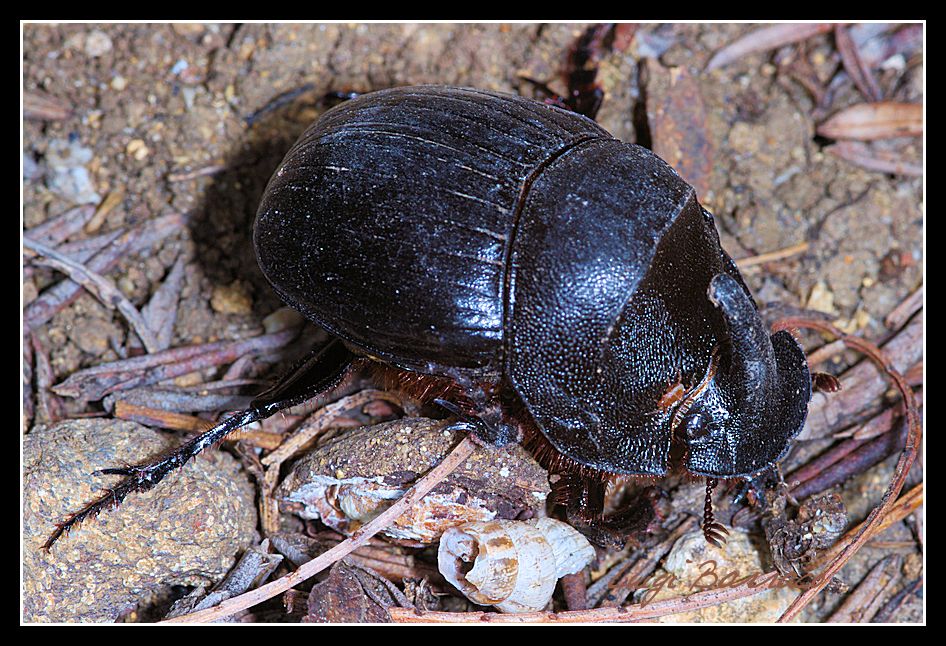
44, 85, 813, 550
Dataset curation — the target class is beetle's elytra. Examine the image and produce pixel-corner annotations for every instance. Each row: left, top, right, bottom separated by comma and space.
45, 85, 813, 550
254, 85, 812, 484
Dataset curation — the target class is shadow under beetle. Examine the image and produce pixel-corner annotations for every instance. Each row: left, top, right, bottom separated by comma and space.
45, 85, 816, 551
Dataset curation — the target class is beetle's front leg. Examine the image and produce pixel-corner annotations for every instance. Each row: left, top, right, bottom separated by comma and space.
563, 480, 671, 549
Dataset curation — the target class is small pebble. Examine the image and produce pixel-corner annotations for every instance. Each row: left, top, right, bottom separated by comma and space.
84, 30, 113, 57
211, 280, 253, 315
126, 139, 150, 161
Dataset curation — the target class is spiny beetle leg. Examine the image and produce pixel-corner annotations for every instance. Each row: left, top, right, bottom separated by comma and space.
43, 339, 358, 551
517, 76, 573, 111
321, 90, 361, 108
432, 398, 519, 448
732, 468, 775, 506
250, 338, 358, 410
564, 483, 671, 549
43, 408, 260, 551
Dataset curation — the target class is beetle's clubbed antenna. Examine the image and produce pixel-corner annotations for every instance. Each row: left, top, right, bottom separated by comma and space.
701, 477, 730, 548
43, 339, 358, 551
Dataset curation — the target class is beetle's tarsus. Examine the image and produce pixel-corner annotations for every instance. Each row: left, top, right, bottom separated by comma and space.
732, 468, 776, 506
432, 398, 519, 447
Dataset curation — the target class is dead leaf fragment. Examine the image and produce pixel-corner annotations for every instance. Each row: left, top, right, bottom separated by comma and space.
826, 141, 922, 176
817, 102, 922, 141
706, 23, 835, 71
24, 90, 73, 121
305, 560, 398, 623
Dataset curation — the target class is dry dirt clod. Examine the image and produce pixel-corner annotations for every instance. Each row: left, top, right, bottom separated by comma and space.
277, 417, 551, 546
23, 419, 258, 623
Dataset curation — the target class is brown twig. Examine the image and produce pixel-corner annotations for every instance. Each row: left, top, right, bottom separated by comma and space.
826, 554, 901, 623
24, 213, 186, 331
23, 204, 97, 246
139, 253, 187, 351
103, 386, 255, 415
560, 571, 589, 611
789, 413, 913, 501
23, 335, 35, 427
24, 227, 123, 281
51, 327, 299, 401
167, 164, 228, 182
817, 102, 923, 141
770, 318, 920, 623
706, 23, 835, 71
735, 242, 809, 269
25, 237, 161, 353
884, 287, 923, 331
800, 316, 921, 440
112, 400, 214, 433
870, 577, 922, 623
825, 141, 923, 177
85, 189, 125, 234
160, 434, 477, 623
304, 531, 446, 586
805, 339, 847, 368
389, 573, 788, 623
24, 89, 73, 121
30, 332, 63, 424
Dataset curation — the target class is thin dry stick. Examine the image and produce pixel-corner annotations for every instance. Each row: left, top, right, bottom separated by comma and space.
735, 242, 809, 269
827, 554, 901, 623
806, 339, 847, 369
705, 23, 835, 71
24, 237, 160, 353
771, 318, 921, 623
885, 287, 923, 331
389, 574, 787, 623
160, 434, 477, 623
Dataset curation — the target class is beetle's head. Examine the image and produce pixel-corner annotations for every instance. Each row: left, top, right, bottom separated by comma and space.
672, 273, 811, 478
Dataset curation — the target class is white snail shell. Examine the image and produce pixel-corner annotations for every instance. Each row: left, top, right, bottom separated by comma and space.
437, 518, 595, 613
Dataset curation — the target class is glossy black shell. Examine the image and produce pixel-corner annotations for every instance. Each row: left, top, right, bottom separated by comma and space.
254, 86, 811, 480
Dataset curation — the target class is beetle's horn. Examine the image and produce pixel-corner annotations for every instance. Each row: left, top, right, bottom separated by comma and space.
707, 273, 775, 405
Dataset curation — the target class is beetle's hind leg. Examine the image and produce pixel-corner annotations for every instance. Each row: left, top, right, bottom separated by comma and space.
43, 338, 359, 550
